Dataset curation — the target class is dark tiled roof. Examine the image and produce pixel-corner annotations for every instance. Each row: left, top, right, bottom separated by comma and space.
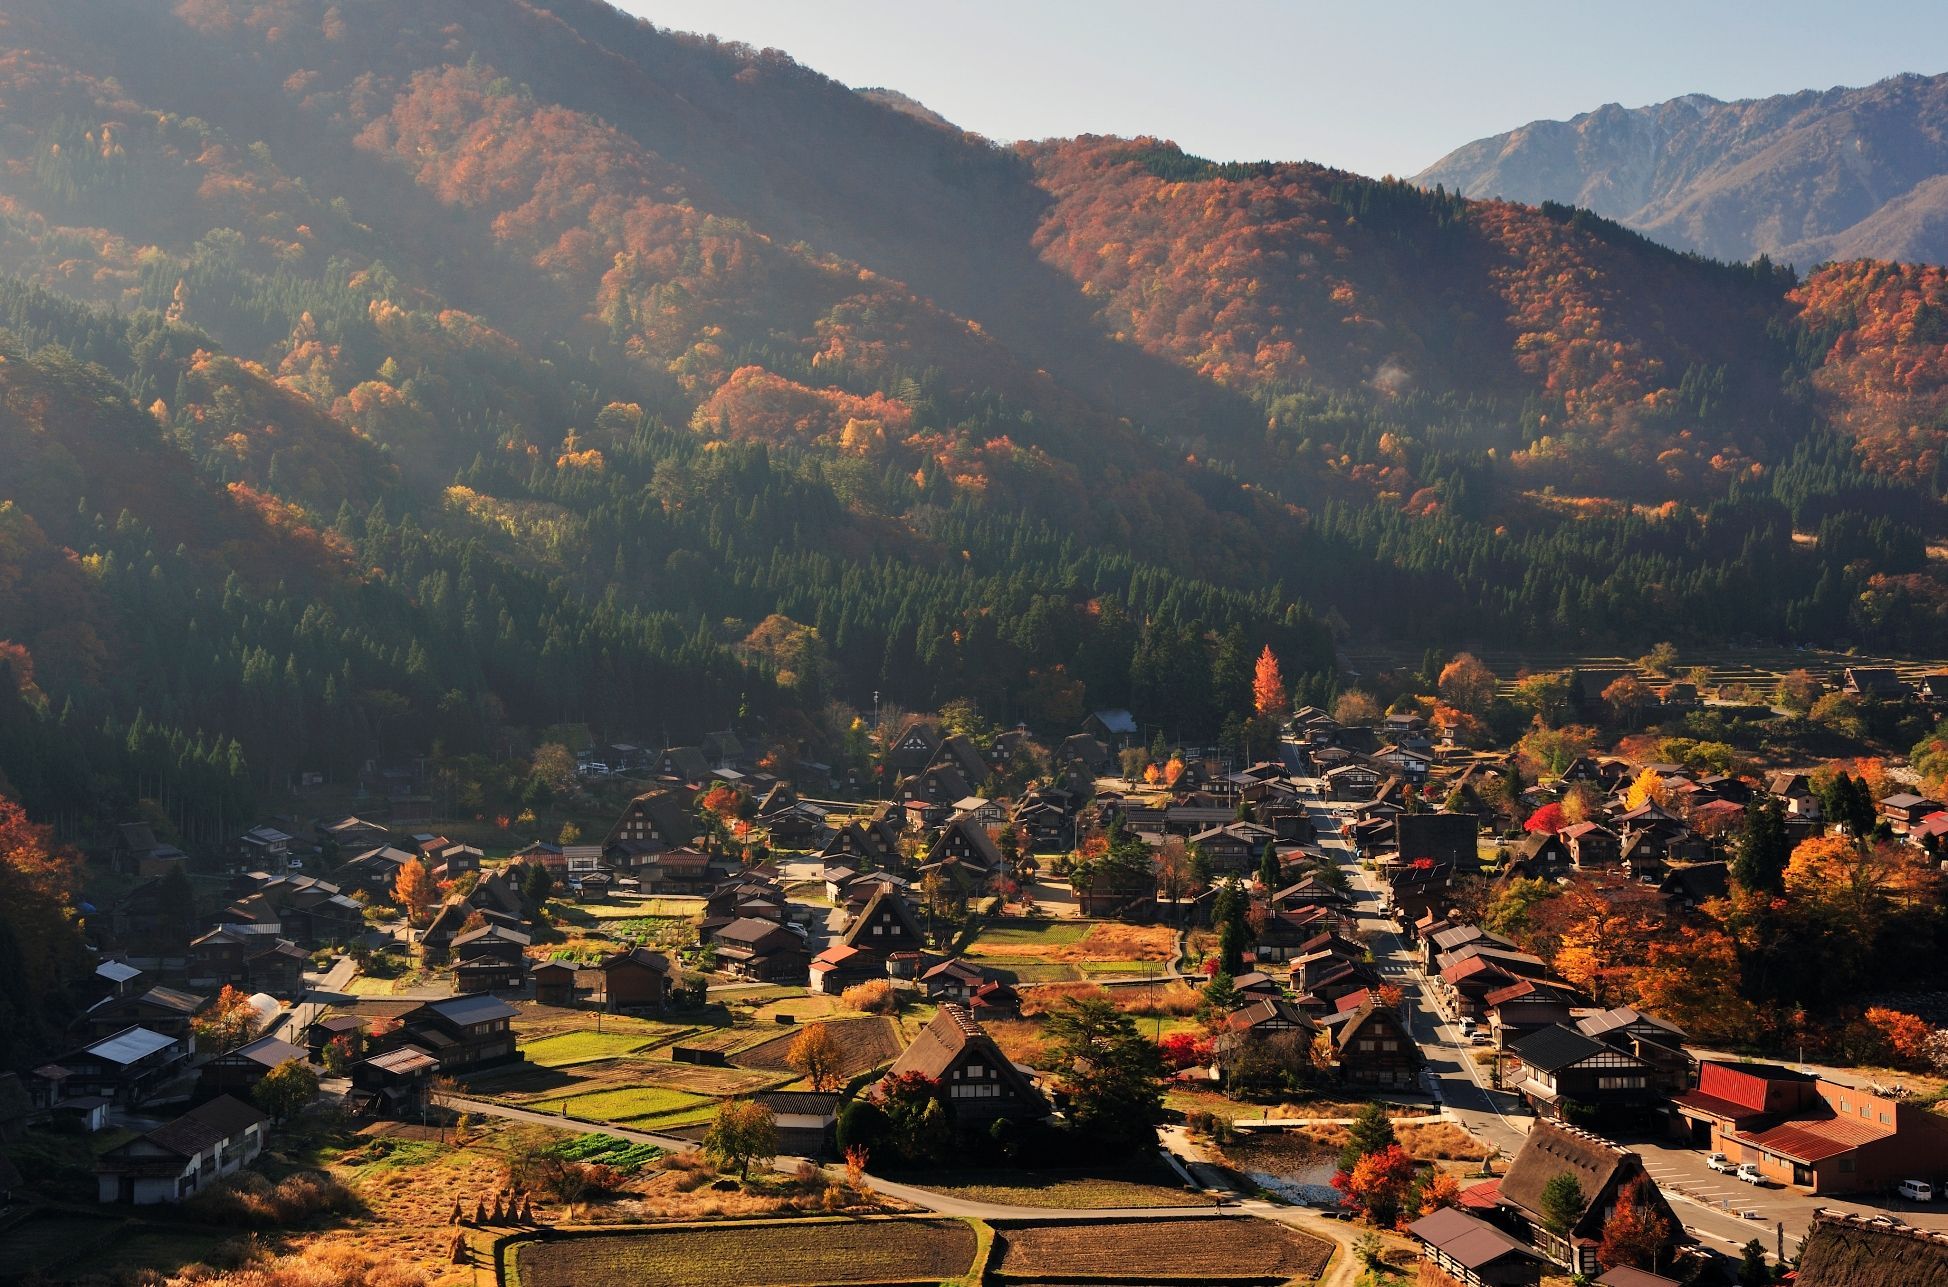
1510, 1024, 1609, 1073
142, 1094, 267, 1157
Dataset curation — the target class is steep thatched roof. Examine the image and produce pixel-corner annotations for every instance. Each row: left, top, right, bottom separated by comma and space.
1498, 1120, 1631, 1238
1796, 1210, 1948, 1287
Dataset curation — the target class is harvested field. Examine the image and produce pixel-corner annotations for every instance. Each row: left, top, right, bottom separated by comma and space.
980, 1019, 1052, 1067
512, 1216, 978, 1287
1396, 1119, 1492, 1161
670, 1026, 791, 1056
512, 1005, 687, 1042
967, 919, 1174, 963
1020, 980, 1197, 1017
734, 1016, 904, 1078
994, 1216, 1332, 1281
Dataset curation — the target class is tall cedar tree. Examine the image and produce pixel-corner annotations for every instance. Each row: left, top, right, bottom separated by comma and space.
1338, 1101, 1398, 1173
1044, 995, 1165, 1153
1732, 797, 1790, 893
1539, 1172, 1587, 1236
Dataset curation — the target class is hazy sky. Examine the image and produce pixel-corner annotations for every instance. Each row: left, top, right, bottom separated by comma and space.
614, 1, 1948, 178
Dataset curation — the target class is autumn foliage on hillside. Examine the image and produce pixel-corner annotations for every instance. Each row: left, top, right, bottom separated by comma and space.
1027, 138, 1798, 497
1792, 259, 1948, 486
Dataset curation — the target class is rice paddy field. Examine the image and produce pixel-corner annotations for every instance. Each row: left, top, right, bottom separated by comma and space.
991, 1216, 1333, 1282
518, 1030, 678, 1067
510, 1217, 980, 1287
733, 1016, 905, 1078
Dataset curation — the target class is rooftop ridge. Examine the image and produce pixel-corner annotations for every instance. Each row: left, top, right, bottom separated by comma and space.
1812, 1206, 1948, 1247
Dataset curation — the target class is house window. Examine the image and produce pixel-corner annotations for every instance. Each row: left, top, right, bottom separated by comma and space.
1597, 1075, 1646, 1091
873, 925, 884, 935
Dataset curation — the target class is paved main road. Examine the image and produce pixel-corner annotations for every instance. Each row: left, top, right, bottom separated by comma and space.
1292, 760, 1948, 1259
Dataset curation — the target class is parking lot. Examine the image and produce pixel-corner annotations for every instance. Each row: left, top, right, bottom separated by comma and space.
1628, 1135, 1948, 1255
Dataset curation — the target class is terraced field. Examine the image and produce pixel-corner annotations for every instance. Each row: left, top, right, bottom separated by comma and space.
993, 1216, 1332, 1282
512, 1217, 979, 1287
518, 1030, 676, 1067
733, 1016, 905, 1078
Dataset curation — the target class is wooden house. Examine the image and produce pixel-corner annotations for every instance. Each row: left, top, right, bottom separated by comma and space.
1506, 1025, 1658, 1123
1491, 1121, 1682, 1276
603, 790, 701, 852
45, 1027, 188, 1104
885, 721, 943, 773
600, 946, 671, 1010
880, 1004, 1047, 1129
350, 1046, 439, 1119
1082, 709, 1139, 749
1843, 666, 1908, 702
385, 995, 520, 1073
712, 918, 810, 982
533, 960, 590, 1008
197, 1035, 308, 1100
1407, 1206, 1545, 1287
1325, 997, 1421, 1090
96, 1096, 268, 1204
809, 944, 885, 995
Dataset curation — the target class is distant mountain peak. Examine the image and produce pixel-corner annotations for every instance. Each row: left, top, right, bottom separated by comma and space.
1414, 70, 1948, 266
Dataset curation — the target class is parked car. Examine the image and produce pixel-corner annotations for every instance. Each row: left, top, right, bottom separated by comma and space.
1736, 1164, 1768, 1186
1469, 1031, 1492, 1045
1457, 1018, 1475, 1037
1706, 1153, 1734, 1173
1899, 1179, 1935, 1202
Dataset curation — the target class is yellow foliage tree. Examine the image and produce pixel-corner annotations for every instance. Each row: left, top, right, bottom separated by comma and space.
1623, 768, 1666, 811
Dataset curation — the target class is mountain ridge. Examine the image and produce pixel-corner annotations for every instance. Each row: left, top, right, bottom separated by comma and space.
2, 0, 1948, 840
1414, 70, 1948, 267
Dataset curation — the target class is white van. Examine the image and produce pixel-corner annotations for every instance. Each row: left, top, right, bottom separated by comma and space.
1899, 1179, 1935, 1202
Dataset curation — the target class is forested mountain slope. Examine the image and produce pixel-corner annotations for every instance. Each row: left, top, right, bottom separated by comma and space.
1414, 72, 1948, 268
0, 0, 1945, 838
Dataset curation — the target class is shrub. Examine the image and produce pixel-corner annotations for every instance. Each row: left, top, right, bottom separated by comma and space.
181, 1169, 361, 1226
841, 979, 900, 1013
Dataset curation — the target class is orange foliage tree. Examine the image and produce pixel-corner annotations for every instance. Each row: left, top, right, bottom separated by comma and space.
392, 857, 436, 925
1331, 1143, 1417, 1227
1252, 645, 1288, 720
1596, 1179, 1672, 1271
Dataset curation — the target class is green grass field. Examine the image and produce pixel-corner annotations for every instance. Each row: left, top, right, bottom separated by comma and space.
518, 1031, 668, 1066
531, 1085, 715, 1127
910, 1166, 1212, 1210
966, 920, 1089, 950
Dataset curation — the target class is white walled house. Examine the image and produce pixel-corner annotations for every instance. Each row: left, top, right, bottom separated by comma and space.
96, 1095, 268, 1204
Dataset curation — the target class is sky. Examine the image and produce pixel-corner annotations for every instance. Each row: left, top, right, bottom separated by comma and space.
615, 1, 1948, 178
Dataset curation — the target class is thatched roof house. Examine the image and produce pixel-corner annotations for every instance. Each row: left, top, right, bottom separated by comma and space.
1795, 1209, 1948, 1287
1495, 1121, 1681, 1277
